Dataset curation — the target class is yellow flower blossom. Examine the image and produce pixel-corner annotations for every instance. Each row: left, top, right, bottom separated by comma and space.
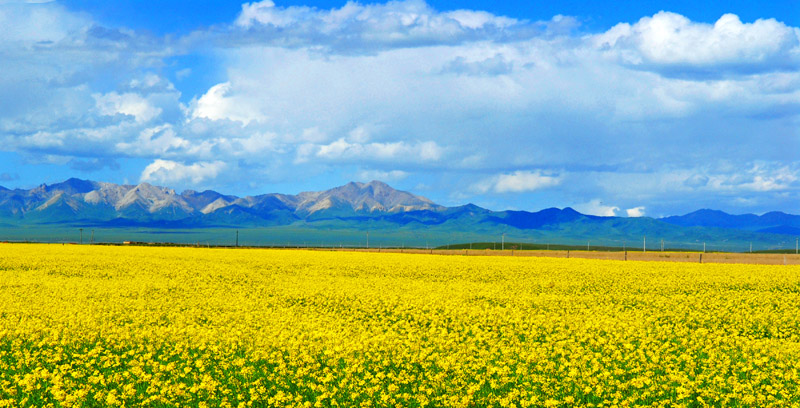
0, 244, 798, 406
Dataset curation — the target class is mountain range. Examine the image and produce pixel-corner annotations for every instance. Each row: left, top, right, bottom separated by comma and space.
0, 178, 440, 224
1, 178, 798, 251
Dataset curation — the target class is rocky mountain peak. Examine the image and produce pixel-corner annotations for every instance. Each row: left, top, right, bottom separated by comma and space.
47, 178, 99, 195
0, 178, 445, 220
296, 180, 439, 214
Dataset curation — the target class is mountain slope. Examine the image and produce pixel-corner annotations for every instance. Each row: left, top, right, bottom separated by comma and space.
661, 209, 800, 232
295, 181, 442, 216
0, 178, 441, 225
0, 178, 799, 250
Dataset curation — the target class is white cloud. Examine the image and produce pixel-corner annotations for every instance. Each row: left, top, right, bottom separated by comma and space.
299, 127, 328, 143
115, 125, 189, 156
95, 92, 162, 122
140, 159, 227, 185
594, 12, 800, 74
1, 1, 800, 215
186, 12, 800, 179
704, 164, 799, 192
128, 74, 176, 93
237, 1, 293, 28
473, 170, 562, 194
348, 126, 372, 143
0, 1, 88, 43
626, 206, 646, 217
574, 199, 619, 217
576, 161, 800, 216
0, 1, 181, 164
494, 171, 561, 193
232, 0, 522, 52
232, 131, 280, 154
191, 82, 264, 124
444, 9, 517, 29
741, 166, 798, 192
299, 138, 443, 163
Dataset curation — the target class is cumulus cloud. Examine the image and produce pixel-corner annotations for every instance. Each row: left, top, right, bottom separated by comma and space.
230, 0, 522, 53
626, 206, 646, 217
116, 125, 190, 157
1, 1, 799, 213
140, 159, 227, 185
0, 2, 179, 161
95, 92, 162, 122
236, 0, 518, 32
574, 199, 620, 217
494, 171, 562, 193
191, 82, 265, 124
700, 164, 800, 192
594, 12, 800, 76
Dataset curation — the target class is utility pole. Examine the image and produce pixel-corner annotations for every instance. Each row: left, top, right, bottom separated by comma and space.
236, 230, 239, 247
643, 236, 646, 253
90, 230, 95, 245
366, 231, 370, 249
796, 238, 798, 255
502, 233, 505, 251
587, 241, 590, 251
703, 242, 706, 253
661, 239, 664, 252
79, 228, 83, 245
750, 242, 752, 253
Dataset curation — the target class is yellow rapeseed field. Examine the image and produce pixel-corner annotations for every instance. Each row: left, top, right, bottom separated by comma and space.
1, 244, 799, 407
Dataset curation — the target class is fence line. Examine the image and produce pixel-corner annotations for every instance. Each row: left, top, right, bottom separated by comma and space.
307, 247, 800, 266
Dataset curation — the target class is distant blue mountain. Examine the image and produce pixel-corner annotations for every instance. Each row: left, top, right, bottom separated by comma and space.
0, 178, 797, 250
488, 207, 588, 229
661, 209, 800, 232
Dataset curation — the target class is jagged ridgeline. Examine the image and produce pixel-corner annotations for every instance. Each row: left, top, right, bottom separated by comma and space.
0, 178, 799, 251
0, 178, 441, 225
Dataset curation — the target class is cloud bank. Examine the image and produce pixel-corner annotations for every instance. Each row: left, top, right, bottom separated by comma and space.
0, 1, 798, 216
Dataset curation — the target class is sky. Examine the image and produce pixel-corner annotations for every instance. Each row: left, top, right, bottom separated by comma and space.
0, 0, 798, 217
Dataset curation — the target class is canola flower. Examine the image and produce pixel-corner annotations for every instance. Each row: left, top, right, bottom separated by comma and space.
0, 244, 799, 407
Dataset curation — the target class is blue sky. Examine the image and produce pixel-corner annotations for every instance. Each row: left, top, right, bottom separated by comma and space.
1, 0, 798, 217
